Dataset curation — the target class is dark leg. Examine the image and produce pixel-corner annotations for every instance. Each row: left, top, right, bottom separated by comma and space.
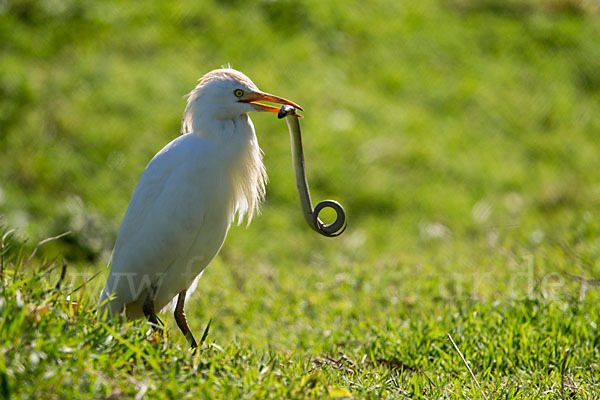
174, 290, 198, 349
142, 285, 163, 328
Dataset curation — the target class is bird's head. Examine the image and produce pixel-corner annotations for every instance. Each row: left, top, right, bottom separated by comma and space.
182, 68, 302, 134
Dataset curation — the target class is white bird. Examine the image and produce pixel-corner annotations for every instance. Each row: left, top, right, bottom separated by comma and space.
98, 68, 302, 347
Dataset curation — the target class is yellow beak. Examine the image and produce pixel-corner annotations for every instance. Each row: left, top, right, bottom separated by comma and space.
240, 91, 303, 117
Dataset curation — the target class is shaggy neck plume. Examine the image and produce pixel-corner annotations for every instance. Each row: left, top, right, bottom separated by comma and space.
181, 81, 267, 226
227, 122, 267, 225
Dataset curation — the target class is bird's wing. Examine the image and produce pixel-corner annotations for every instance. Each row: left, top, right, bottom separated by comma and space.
101, 134, 231, 309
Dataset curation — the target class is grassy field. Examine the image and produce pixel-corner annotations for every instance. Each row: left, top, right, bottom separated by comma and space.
2, 0, 600, 397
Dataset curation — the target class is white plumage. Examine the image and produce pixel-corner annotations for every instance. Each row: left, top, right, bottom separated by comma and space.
98, 68, 301, 345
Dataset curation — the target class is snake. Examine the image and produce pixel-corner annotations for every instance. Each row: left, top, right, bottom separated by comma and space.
278, 105, 347, 237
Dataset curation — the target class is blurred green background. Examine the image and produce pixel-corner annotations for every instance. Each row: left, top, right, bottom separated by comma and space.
2, 0, 600, 348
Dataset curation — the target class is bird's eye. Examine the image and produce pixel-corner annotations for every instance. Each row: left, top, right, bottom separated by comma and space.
234, 89, 244, 98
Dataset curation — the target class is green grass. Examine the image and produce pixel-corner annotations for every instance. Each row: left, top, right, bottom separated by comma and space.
1, 0, 600, 397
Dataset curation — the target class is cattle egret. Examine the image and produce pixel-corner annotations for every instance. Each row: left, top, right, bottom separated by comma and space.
98, 68, 302, 347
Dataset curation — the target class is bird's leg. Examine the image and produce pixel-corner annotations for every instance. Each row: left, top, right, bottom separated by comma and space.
142, 285, 163, 328
174, 290, 198, 349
